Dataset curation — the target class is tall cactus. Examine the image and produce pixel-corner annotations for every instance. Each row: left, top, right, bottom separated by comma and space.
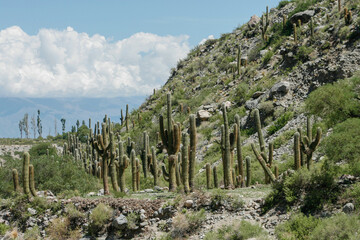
142, 131, 149, 178
176, 153, 182, 187
136, 158, 140, 191
251, 109, 276, 183
237, 45, 241, 75
260, 6, 270, 40
29, 164, 37, 197
246, 156, 251, 187
213, 166, 218, 188
125, 104, 129, 132
12, 169, 20, 192
131, 149, 137, 192
118, 155, 129, 193
181, 133, 190, 193
300, 117, 322, 170
150, 146, 158, 186
221, 103, 233, 189
159, 93, 181, 191
206, 163, 211, 189
189, 114, 197, 192
91, 121, 115, 195
23, 152, 30, 195
294, 132, 301, 170
235, 114, 243, 186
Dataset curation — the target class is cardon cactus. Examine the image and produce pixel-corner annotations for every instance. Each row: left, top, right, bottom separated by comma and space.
131, 149, 137, 192
246, 156, 251, 187
126, 104, 129, 132
189, 114, 197, 192
176, 152, 182, 187
235, 114, 243, 185
136, 158, 140, 191
149, 146, 158, 186
251, 109, 276, 183
91, 120, 116, 195
260, 6, 270, 40
300, 117, 322, 170
181, 133, 190, 193
220, 103, 233, 189
142, 131, 149, 178
206, 163, 211, 189
23, 152, 30, 195
294, 132, 301, 170
167, 155, 177, 192
29, 164, 37, 197
12, 169, 20, 192
213, 166, 218, 188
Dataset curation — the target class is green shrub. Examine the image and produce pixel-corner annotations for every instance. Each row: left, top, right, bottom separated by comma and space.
171, 209, 206, 238
278, 0, 290, 8
24, 226, 41, 240
305, 75, 360, 127
309, 214, 360, 240
0, 223, 9, 235
262, 50, 274, 65
267, 112, 294, 135
29, 142, 57, 157
88, 203, 112, 235
295, 46, 314, 63
46, 217, 81, 240
76, 124, 90, 143
276, 213, 320, 240
263, 164, 339, 214
204, 221, 269, 240
323, 118, 360, 167
234, 82, 249, 105
342, 182, 360, 209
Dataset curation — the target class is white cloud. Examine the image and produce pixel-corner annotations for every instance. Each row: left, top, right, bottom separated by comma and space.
199, 35, 214, 45
0, 26, 190, 97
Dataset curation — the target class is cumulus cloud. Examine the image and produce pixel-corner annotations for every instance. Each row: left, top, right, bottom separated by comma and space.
0, 26, 190, 97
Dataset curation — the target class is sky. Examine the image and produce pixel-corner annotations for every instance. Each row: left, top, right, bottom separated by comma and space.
0, 0, 281, 99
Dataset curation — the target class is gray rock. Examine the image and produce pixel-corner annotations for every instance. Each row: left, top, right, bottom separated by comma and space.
260, 49, 268, 57
184, 200, 194, 208
269, 82, 290, 99
154, 186, 163, 192
248, 15, 260, 28
197, 110, 212, 121
27, 208, 37, 215
252, 91, 265, 99
245, 99, 259, 110
290, 10, 315, 24
343, 203, 355, 214
112, 214, 128, 230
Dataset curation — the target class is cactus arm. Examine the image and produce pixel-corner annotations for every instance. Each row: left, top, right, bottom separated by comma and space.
251, 143, 276, 182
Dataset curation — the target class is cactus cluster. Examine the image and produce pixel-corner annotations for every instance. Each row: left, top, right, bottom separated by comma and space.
12, 152, 37, 197
260, 6, 270, 41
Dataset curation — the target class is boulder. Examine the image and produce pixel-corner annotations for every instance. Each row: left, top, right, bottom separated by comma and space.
248, 15, 260, 28
184, 200, 194, 208
197, 110, 212, 121
112, 214, 128, 230
269, 82, 290, 99
290, 10, 315, 24
245, 99, 259, 110
343, 203, 355, 214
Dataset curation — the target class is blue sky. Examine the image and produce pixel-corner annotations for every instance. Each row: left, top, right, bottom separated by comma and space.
0, 0, 283, 137
0, 0, 281, 47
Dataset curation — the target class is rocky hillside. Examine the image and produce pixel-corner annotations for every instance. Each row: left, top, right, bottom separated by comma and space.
123, 0, 360, 182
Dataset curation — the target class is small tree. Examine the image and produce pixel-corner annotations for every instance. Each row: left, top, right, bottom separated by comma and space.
61, 118, 66, 134
30, 114, 37, 139
19, 120, 24, 138
37, 110, 42, 138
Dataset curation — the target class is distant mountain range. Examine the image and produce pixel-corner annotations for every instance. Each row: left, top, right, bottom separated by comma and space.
0, 97, 145, 138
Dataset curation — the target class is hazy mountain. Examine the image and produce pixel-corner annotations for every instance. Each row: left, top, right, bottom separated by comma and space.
0, 97, 145, 138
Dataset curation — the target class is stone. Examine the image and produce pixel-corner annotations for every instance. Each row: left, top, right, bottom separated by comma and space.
343, 203, 355, 214
290, 10, 315, 24
248, 15, 260, 28
245, 99, 259, 110
184, 200, 194, 208
112, 214, 128, 230
223, 101, 231, 109
252, 91, 264, 99
269, 82, 290, 99
144, 188, 154, 193
197, 110, 212, 121
154, 186, 163, 192
27, 208, 37, 215
260, 49, 268, 57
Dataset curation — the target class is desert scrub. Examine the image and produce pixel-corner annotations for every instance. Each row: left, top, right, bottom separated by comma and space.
342, 182, 360, 209
29, 142, 57, 157
262, 50, 274, 65
295, 46, 314, 63
305, 74, 360, 127
24, 226, 41, 240
273, 129, 296, 149
46, 217, 81, 240
170, 209, 206, 238
323, 118, 360, 169
0, 223, 10, 235
88, 203, 113, 235
267, 111, 294, 135
275, 213, 320, 240
263, 163, 339, 214
204, 221, 269, 240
